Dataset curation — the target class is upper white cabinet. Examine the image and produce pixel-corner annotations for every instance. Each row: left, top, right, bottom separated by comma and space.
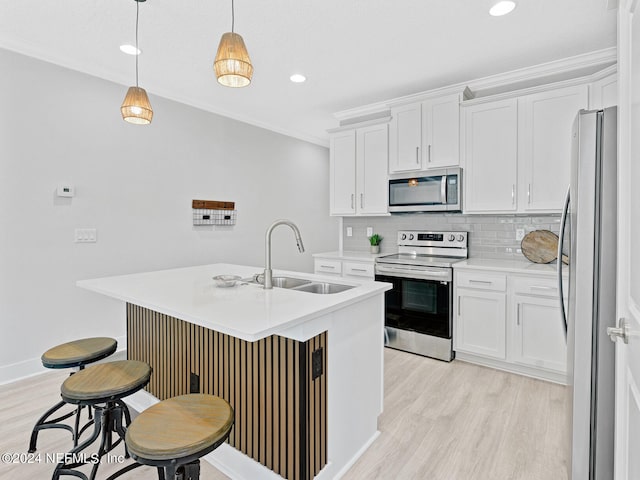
329, 122, 389, 216
462, 83, 588, 214
517, 85, 589, 212
462, 98, 519, 213
389, 93, 460, 173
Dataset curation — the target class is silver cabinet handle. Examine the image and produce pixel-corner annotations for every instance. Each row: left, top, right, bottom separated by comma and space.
360, 193, 364, 209
416, 146, 420, 164
512, 185, 515, 205
527, 184, 531, 204
351, 268, 368, 272
320, 264, 336, 269
517, 304, 521, 326
458, 295, 461, 316
351, 193, 354, 209
531, 285, 556, 291
428, 144, 432, 163
469, 279, 492, 285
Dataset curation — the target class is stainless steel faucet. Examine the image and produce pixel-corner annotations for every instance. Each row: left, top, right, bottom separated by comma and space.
263, 220, 305, 289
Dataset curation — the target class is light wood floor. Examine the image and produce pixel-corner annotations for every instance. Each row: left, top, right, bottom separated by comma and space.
0, 349, 568, 479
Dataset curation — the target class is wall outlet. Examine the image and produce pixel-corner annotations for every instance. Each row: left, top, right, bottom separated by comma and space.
346, 227, 353, 237
312, 348, 323, 380
366, 227, 373, 237
74, 228, 97, 243
516, 228, 525, 241
57, 184, 75, 197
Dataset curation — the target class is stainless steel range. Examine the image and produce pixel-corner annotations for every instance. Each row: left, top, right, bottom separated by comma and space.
375, 230, 468, 361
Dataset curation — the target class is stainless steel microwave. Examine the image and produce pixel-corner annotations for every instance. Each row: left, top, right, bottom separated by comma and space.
388, 167, 462, 213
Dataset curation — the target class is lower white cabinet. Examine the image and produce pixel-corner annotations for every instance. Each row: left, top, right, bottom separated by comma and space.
313, 254, 375, 280
454, 267, 567, 383
512, 294, 566, 373
456, 288, 506, 360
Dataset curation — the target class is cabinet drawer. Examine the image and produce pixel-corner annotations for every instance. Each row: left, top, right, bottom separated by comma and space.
512, 276, 561, 297
314, 259, 342, 275
456, 271, 506, 291
343, 261, 374, 278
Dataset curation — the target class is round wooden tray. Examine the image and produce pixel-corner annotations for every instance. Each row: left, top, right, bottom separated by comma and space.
521, 230, 569, 264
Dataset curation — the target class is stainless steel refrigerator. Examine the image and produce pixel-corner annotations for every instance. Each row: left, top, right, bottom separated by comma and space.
558, 107, 617, 480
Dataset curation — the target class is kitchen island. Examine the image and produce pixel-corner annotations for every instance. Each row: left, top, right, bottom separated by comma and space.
77, 263, 391, 480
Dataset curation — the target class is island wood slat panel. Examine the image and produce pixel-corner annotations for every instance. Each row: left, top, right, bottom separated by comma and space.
126, 303, 327, 480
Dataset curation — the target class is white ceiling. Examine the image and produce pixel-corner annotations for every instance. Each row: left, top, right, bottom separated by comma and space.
0, 0, 617, 146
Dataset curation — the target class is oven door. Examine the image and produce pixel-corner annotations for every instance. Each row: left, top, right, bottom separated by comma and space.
375, 272, 452, 339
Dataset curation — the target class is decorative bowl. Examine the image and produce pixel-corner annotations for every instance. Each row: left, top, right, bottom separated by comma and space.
213, 274, 242, 288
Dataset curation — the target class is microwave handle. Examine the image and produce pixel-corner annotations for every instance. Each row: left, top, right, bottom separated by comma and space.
441, 176, 447, 204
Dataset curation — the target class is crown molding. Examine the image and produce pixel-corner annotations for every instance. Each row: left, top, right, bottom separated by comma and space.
332, 48, 617, 122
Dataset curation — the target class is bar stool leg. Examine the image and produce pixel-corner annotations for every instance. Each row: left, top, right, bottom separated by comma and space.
29, 400, 75, 452
52, 408, 104, 480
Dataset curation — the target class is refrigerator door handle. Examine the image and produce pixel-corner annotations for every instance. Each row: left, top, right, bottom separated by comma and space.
558, 185, 570, 339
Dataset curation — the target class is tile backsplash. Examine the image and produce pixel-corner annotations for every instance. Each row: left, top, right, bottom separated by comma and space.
342, 213, 561, 260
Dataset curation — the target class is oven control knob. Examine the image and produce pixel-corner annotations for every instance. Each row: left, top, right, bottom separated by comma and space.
457, 234, 465, 242
401, 233, 407, 240
409, 234, 415, 240
448, 234, 455, 241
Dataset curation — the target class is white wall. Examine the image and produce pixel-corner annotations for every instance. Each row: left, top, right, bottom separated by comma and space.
0, 48, 338, 383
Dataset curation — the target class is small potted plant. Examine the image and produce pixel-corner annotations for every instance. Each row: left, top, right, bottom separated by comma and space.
368, 233, 382, 254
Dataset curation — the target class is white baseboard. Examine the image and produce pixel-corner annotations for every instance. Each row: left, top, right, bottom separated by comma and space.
0, 335, 127, 386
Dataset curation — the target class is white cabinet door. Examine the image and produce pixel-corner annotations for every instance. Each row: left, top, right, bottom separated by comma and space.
423, 94, 460, 168
512, 294, 567, 373
329, 131, 356, 215
356, 124, 389, 215
455, 288, 506, 359
462, 98, 518, 213
389, 103, 422, 172
518, 85, 588, 212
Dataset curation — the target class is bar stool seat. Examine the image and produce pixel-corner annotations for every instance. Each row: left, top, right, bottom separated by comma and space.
108, 394, 234, 480
42, 337, 118, 369
53, 360, 152, 480
29, 337, 118, 453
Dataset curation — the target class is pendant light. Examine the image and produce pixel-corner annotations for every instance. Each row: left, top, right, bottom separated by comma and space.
121, 0, 153, 124
213, 0, 253, 87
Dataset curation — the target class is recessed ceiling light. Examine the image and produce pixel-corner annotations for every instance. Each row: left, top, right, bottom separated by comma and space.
489, 1, 516, 16
290, 74, 307, 83
120, 44, 141, 56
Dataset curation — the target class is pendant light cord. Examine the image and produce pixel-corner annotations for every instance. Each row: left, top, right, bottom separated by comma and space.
231, 0, 235, 33
135, 0, 140, 87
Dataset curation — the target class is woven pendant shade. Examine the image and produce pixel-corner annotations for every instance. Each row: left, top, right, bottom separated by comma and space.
214, 32, 253, 87
121, 86, 153, 125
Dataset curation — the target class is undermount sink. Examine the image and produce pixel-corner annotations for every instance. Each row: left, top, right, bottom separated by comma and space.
292, 282, 354, 294
245, 275, 311, 289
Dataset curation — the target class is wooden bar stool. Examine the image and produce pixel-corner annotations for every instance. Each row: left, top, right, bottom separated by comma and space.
107, 394, 234, 480
29, 337, 118, 453
52, 360, 152, 480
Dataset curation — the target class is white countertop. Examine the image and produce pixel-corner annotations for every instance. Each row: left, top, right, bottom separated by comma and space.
454, 258, 565, 276
77, 263, 391, 342
312, 250, 383, 262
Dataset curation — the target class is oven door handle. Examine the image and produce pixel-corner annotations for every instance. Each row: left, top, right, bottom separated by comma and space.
375, 264, 451, 281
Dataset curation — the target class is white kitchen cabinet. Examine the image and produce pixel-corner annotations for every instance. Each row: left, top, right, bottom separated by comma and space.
454, 271, 507, 360
422, 94, 460, 169
329, 122, 389, 216
454, 264, 568, 384
389, 94, 461, 173
462, 83, 588, 214
517, 85, 588, 211
512, 294, 567, 373
389, 103, 422, 172
462, 98, 518, 213
313, 253, 376, 280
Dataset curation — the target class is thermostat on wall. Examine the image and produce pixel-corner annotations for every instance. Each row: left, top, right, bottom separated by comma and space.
57, 185, 75, 197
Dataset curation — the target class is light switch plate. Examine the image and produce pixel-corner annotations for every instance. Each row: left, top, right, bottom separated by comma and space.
516, 228, 525, 241
346, 227, 353, 237
366, 227, 373, 237
57, 185, 75, 197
